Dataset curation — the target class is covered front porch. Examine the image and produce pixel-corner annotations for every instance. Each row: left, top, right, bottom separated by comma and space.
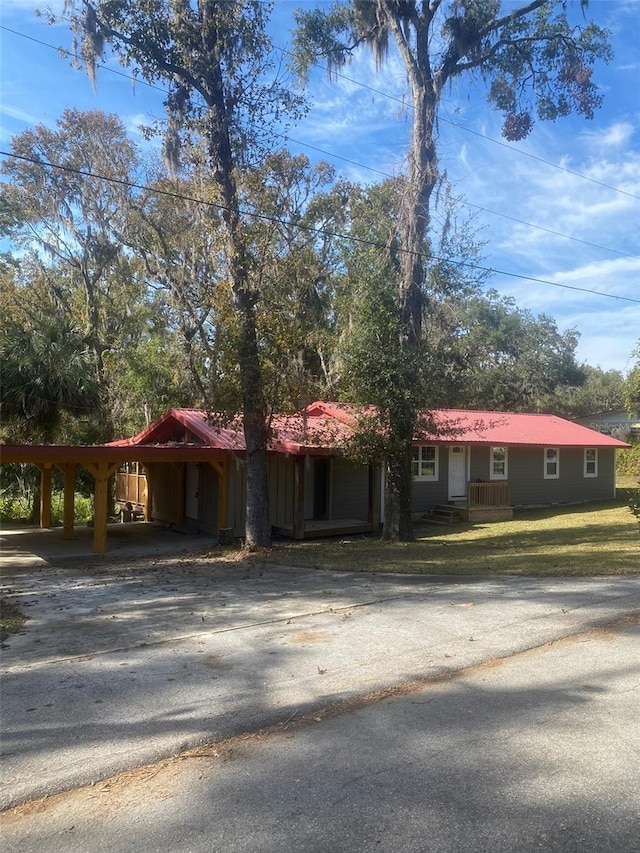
269, 454, 380, 540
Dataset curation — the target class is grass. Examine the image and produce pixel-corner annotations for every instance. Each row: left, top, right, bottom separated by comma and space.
0, 596, 27, 643
256, 491, 640, 578
617, 473, 640, 489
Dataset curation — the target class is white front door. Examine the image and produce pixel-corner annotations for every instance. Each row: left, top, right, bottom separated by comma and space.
448, 446, 467, 499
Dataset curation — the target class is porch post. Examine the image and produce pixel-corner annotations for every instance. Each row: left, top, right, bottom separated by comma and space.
143, 464, 153, 521
293, 455, 305, 540
38, 464, 53, 529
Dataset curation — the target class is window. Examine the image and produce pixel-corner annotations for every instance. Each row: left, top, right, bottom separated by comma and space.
544, 447, 559, 479
490, 446, 508, 480
411, 445, 439, 480
584, 448, 598, 477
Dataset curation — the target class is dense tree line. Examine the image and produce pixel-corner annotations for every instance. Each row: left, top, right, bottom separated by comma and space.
1, 1, 635, 543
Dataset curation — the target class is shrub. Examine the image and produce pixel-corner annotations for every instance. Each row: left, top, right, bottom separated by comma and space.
0, 494, 31, 522
49, 493, 93, 524
617, 444, 640, 477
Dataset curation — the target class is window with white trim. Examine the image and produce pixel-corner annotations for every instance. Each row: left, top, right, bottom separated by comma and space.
411, 445, 439, 480
490, 446, 508, 480
544, 447, 559, 479
584, 448, 598, 477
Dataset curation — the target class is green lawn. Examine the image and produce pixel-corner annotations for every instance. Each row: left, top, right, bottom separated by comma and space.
254, 492, 640, 578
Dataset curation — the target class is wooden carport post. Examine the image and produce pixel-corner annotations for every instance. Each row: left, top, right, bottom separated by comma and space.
58, 463, 80, 540
141, 464, 151, 521
85, 461, 120, 554
36, 463, 53, 529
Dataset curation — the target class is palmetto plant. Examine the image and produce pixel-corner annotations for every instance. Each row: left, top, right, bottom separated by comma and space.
0, 316, 101, 443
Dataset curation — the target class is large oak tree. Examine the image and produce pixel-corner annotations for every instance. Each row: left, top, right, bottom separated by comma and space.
60, 0, 304, 547
293, 0, 611, 540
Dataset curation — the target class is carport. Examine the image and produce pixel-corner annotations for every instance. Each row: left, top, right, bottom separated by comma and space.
0, 444, 229, 554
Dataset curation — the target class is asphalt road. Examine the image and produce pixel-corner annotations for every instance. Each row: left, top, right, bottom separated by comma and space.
1, 528, 639, 850
2, 614, 639, 853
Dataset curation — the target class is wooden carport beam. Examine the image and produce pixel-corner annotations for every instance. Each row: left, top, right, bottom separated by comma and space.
84, 461, 120, 554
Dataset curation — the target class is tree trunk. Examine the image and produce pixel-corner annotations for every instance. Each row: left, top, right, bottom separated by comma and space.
203, 45, 272, 547
382, 448, 414, 542
382, 58, 440, 541
236, 292, 271, 548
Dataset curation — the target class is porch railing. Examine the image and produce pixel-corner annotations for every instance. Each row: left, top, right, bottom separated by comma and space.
467, 481, 511, 509
116, 472, 147, 507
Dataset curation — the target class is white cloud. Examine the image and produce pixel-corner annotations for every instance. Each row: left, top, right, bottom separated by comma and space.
0, 103, 41, 124
581, 122, 636, 149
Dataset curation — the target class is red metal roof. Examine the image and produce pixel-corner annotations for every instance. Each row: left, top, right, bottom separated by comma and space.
1, 403, 629, 467
109, 408, 246, 451
305, 401, 631, 448
109, 407, 353, 455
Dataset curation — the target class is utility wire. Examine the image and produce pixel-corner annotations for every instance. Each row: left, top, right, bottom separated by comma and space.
2, 23, 638, 263
2, 149, 639, 305
4, 22, 639, 201
273, 44, 640, 202
281, 133, 640, 262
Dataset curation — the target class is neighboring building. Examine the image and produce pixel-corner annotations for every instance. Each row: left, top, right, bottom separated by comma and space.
574, 409, 640, 441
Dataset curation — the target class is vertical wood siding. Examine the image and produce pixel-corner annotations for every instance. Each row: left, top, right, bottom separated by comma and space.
148, 463, 180, 522
196, 464, 219, 534
332, 459, 369, 520
268, 455, 294, 526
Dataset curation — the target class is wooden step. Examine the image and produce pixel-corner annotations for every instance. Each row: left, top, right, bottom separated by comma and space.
422, 505, 462, 525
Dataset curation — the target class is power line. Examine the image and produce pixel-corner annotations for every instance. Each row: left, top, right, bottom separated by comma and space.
0, 24, 169, 95
4, 21, 639, 203
281, 133, 640, 263
2, 23, 638, 263
2, 149, 639, 306
273, 44, 640, 203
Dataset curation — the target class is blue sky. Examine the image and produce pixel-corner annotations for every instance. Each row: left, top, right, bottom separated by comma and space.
1, 0, 638, 375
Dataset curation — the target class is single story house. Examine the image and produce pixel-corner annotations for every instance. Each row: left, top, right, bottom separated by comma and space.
115, 401, 629, 536
1, 402, 629, 552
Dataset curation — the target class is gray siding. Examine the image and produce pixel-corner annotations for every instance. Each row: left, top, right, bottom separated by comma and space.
411, 471, 449, 512
467, 445, 616, 506
332, 459, 370, 520
469, 446, 490, 482
410, 446, 451, 512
